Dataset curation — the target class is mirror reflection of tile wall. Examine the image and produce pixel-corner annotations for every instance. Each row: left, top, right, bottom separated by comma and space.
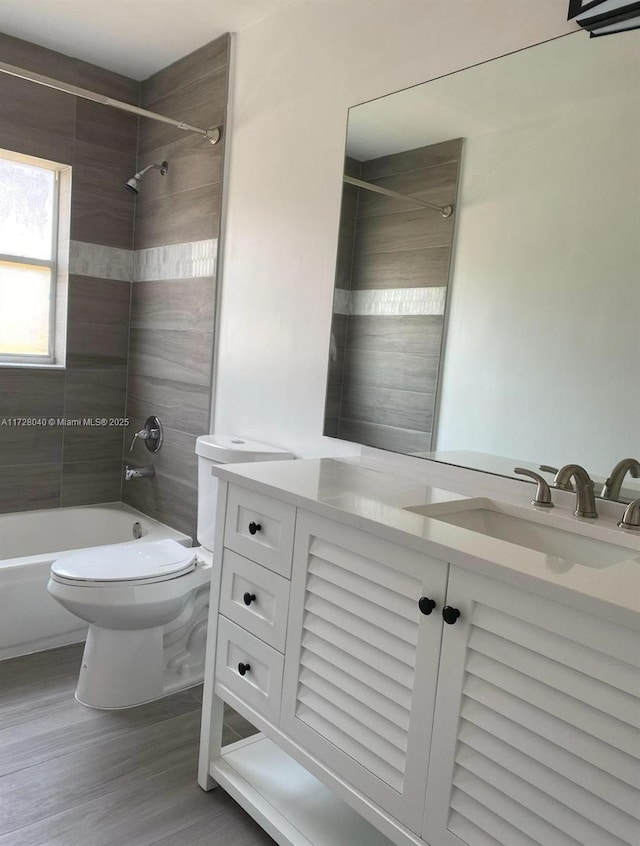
325, 139, 461, 453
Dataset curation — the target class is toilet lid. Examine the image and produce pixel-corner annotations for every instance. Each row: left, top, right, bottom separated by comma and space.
51, 539, 197, 584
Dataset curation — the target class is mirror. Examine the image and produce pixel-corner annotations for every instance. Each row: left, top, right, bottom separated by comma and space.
324, 31, 640, 503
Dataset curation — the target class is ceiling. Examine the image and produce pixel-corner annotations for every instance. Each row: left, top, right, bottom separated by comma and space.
0, 0, 305, 79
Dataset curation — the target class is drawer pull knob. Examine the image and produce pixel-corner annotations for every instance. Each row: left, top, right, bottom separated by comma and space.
238, 662, 251, 676
248, 521, 262, 535
243, 592, 257, 606
418, 596, 436, 615
442, 606, 461, 625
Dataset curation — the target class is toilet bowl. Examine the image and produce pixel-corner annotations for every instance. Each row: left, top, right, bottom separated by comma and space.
47, 434, 293, 709
48, 539, 212, 709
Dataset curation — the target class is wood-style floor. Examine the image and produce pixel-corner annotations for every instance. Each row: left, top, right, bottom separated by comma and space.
0, 643, 275, 846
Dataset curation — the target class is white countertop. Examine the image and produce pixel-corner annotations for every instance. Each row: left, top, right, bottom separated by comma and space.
214, 458, 640, 629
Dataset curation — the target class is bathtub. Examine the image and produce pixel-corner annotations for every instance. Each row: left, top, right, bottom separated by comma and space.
0, 503, 192, 661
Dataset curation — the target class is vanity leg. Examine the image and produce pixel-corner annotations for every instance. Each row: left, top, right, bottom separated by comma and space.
198, 691, 225, 789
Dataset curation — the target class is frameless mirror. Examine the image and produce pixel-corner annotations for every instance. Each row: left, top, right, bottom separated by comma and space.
324, 31, 640, 502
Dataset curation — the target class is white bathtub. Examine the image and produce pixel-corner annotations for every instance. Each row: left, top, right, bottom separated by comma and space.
0, 503, 192, 661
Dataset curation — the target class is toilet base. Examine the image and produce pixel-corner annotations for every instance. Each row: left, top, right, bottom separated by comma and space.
76, 625, 166, 709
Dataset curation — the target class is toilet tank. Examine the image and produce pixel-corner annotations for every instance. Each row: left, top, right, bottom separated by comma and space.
194, 435, 294, 552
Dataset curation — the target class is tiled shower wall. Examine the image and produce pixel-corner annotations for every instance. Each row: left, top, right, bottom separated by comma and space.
326, 139, 462, 454
122, 36, 230, 538
0, 33, 138, 513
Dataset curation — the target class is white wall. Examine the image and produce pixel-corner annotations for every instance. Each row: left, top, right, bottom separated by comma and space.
213, 0, 575, 457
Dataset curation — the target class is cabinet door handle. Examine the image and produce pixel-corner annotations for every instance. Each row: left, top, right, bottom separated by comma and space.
238, 662, 251, 676
243, 592, 257, 606
442, 606, 461, 625
248, 521, 262, 535
418, 596, 437, 615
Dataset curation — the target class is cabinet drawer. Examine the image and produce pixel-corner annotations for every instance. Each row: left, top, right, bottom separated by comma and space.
224, 485, 295, 577
215, 616, 284, 724
220, 549, 290, 651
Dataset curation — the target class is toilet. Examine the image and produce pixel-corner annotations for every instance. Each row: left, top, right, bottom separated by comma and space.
47, 435, 293, 709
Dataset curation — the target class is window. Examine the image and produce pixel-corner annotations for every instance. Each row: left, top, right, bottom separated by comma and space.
0, 150, 69, 366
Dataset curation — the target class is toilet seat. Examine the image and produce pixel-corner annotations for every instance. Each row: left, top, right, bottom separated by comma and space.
51, 539, 197, 587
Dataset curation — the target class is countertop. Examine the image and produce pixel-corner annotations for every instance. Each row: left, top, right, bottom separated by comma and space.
214, 457, 640, 629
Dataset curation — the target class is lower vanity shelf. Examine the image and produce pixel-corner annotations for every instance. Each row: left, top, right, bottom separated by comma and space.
211, 734, 395, 846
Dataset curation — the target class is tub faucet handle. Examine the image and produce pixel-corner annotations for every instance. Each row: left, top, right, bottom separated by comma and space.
128, 416, 163, 453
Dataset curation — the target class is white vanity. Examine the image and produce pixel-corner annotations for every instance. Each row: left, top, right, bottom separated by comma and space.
198, 458, 639, 846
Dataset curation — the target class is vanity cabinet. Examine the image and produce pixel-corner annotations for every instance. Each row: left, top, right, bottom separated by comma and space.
281, 511, 448, 834
422, 567, 638, 846
200, 480, 639, 846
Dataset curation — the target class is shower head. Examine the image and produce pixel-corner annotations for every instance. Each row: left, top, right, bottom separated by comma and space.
124, 161, 168, 194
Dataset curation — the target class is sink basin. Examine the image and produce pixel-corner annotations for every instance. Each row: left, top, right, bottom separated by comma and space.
406, 504, 635, 569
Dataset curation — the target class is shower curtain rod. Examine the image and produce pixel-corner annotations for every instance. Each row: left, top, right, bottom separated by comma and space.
0, 61, 222, 145
343, 174, 453, 218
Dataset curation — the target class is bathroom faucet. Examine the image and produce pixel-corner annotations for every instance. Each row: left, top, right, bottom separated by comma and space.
553, 464, 598, 518
124, 464, 156, 481
618, 498, 640, 530
514, 468, 554, 507
601, 458, 640, 501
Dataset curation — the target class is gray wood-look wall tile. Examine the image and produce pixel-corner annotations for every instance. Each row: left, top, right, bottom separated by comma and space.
74, 100, 138, 152
126, 374, 210, 436
1, 35, 140, 516
0, 123, 74, 165
134, 184, 221, 250
0, 370, 65, 417
0, 465, 61, 514
357, 161, 460, 218
61, 459, 122, 506
354, 207, 454, 256
346, 315, 445, 355
343, 349, 440, 393
123, 473, 197, 539
338, 419, 432, 455
66, 322, 130, 367
362, 138, 462, 180
64, 367, 128, 418
70, 187, 135, 250
124, 416, 197, 488
128, 329, 213, 385
134, 136, 222, 205
62, 425, 125, 464
130, 278, 215, 332
138, 70, 227, 155
71, 141, 137, 203
68, 276, 131, 327
341, 383, 434, 432
0, 425, 63, 469
0, 74, 75, 138
141, 35, 230, 106
352, 245, 452, 290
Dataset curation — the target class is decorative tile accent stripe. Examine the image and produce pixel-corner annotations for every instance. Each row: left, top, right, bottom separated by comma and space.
333, 288, 351, 315
69, 241, 134, 282
134, 239, 218, 282
333, 287, 447, 317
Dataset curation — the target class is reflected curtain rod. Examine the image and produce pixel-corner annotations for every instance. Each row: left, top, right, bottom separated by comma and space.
343, 174, 453, 218
0, 61, 222, 145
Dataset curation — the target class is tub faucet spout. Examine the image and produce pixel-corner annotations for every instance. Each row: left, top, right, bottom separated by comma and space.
124, 464, 155, 481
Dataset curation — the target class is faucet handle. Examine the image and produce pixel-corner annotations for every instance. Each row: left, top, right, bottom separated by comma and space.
514, 468, 554, 508
618, 498, 640, 530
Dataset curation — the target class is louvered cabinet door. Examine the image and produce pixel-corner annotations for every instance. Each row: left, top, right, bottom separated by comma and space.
423, 566, 640, 846
280, 510, 448, 834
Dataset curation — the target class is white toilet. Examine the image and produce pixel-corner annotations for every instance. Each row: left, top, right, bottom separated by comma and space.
47, 435, 293, 709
